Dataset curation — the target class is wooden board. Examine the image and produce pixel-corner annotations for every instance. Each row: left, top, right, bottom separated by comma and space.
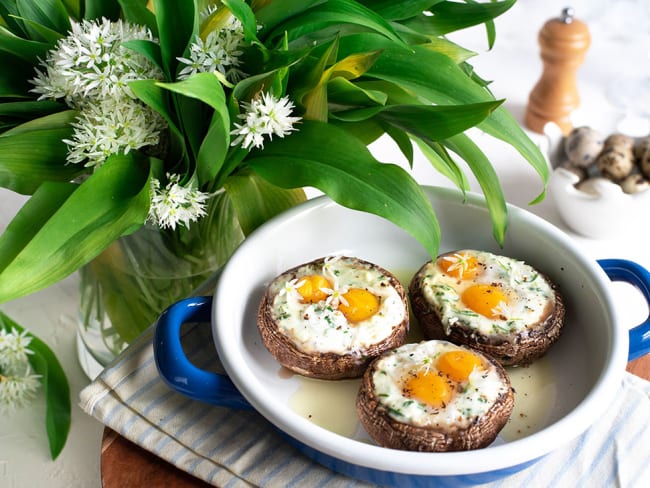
100, 355, 650, 487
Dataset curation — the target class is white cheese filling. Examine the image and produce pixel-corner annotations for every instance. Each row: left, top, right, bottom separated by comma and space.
269, 257, 406, 355
372, 341, 507, 428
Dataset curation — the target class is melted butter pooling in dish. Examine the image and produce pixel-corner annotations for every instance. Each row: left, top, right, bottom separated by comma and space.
288, 357, 556, 443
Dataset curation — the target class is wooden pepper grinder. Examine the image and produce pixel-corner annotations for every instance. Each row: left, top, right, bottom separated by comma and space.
525, 7, 590, 135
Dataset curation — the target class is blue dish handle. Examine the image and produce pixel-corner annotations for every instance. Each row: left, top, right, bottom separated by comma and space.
598, 259, 650, 361
153, 295, 252, 409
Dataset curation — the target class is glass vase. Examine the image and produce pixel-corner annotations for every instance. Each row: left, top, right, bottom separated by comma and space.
76, 190, 244, 378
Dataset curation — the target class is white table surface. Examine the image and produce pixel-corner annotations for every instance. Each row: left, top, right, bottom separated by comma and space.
1, 1, 648, 486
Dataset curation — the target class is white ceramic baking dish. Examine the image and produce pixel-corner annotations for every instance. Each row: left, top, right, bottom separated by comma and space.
154, 186, 650, 486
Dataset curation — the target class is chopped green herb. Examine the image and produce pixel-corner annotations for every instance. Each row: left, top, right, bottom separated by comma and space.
457, 310, 479, 317
492, 323, 510, 334
388, 407, 404, 417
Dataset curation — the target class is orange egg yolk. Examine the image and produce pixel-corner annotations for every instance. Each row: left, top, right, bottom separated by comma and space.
403, 371, 452, 408
461, 284, 509, 319
297, 275, 332, 303
437, 253, 479, 280
437, 350, 484, 382
338, 288, 379, 323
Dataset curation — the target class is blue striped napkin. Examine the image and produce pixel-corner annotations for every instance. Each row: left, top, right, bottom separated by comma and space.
80, 321, 650, 488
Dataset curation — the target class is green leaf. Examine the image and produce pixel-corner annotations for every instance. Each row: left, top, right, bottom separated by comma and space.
0, 153, 151, 302
382, 123, 413, 166
0, 111, 84, 194
222, 0, 260, 44
157, 73, 231, 186
2, 108, 75, 135
153, 0, 197, 78
60, 0, 80, 19
157, 72, 228, 113
333, 101, 502, 142
267, 0, 408, 48
232, 70, 277, 102
0, 1, 28, 37
197, 110, 230, 187
129, 79, 179, 131
0, 312, 71, 460
378, 101, 503, 140
329, 117, 384, 145
291, 34, 339, 116
402, 0, 515, 37
129, 78, 187, 164
418, 36, 476, 64
414, 136, 469, 191
0, 100, 64, 119
0, 181, 75, 274
327, 77, 388, 109
304, 50, 383, 121
223, 169, 306, 236
337, 34, 548, 203
117, 0, 158, 36
0, 25, 51, 63
355, 79, 421, 105
246, 120, 441, 257
176, 96, 207, 162
255, 0, 327, 34
467, 0, 498, 49
83, 0, 121, 20
13, 17, 64, 43
0, 52, 38, 97
16, 0, 71, 37
357, 0, 444, 21
444, 133, 508, 244
121, 39, 164, 74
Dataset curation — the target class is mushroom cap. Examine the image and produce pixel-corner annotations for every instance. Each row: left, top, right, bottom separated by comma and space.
257, 257, 409, 380
356, 341, 515, 452
408, 255, 565, 367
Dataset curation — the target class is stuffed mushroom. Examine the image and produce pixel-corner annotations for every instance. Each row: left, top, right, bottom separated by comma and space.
257, 256, 409, 379
409, 249, 565, 366
356, 340, 514, 452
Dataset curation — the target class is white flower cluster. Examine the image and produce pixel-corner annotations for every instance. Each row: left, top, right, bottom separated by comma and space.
177, 14, 246, 82
279, 256, 349, 307
148, 174, 209, 230
30, 18, 166, 168
0, 328, 41, 412
63, 98, 163, 166
231, 92, 301, 150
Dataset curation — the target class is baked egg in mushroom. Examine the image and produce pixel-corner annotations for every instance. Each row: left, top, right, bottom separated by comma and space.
257, 256, 409, 379
356, 340, 514, 452
409, 249, 565, 366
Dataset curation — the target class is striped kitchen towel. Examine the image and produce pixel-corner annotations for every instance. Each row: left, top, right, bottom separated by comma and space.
79, 321, 650, 488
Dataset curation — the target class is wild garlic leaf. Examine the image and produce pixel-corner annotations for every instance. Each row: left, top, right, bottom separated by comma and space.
246, 120, 441, 257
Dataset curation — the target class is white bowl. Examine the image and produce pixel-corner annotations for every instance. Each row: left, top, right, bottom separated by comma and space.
155, 186, 650, 485
545, 122, 650, 238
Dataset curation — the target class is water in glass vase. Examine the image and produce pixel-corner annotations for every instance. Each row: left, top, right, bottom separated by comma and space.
76, 190, 244, 378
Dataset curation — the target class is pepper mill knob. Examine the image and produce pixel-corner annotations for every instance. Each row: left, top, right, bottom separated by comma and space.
525, 7, 591, 135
